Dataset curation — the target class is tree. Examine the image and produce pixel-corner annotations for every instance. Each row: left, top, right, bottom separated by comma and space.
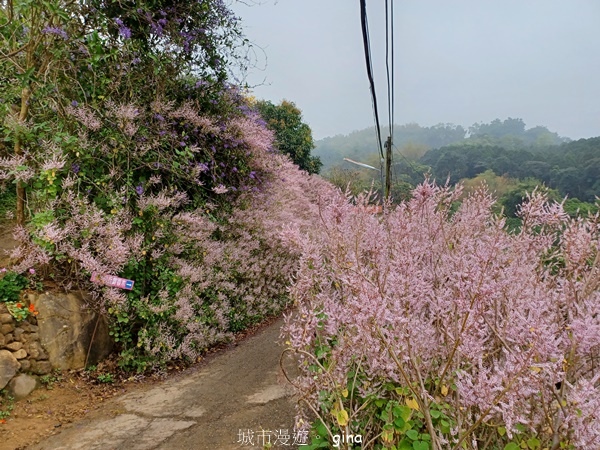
0, 0, 247, 224
469, 117, 526, 139
397, 141, 429, 160
255, 99, 322, 174
460, 169, 516, 199
432, 149, 469, 184
499, 178, 559, 218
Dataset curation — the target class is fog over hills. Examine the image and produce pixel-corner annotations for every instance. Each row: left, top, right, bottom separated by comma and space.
314, 118, 568, 172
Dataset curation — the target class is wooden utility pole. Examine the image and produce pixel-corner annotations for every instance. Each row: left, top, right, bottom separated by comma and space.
384, 135, 392, 201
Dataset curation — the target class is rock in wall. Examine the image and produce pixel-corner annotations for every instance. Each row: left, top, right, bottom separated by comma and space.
0, 291, 113, 398
29, 291, 113, 370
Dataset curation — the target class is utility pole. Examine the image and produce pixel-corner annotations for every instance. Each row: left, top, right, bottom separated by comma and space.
384, 135, 392, 201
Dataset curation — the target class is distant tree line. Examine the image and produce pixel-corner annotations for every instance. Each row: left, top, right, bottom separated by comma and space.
315, 122, 467, 171
316, 118, 598, 216
423, 137, 600, 203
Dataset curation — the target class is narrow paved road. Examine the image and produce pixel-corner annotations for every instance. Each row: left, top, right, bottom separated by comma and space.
29, 317, 303, 450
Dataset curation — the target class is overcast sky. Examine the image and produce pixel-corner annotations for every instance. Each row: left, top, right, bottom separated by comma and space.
231, 0, 600, 141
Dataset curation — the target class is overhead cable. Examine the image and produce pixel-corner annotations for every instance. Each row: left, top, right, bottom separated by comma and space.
385, 0, 392, 138
390, 0, 395, 141
359, 0, 384, 160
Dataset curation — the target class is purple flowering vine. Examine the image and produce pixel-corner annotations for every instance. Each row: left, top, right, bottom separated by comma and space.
42, 26, 68, 40
114, 18, 132, 40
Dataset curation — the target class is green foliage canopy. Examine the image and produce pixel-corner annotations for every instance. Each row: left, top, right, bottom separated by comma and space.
255, 99, 322, 174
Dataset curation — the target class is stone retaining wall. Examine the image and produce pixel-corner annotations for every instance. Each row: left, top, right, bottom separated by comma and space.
0, 291, 112, 398
0, 302, 52, 391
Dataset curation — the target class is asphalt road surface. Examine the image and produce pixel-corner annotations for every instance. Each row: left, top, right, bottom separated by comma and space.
29, 317, 304, 450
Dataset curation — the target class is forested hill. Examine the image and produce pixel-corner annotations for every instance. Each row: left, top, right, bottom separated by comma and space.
316, 118, 600, 209
314, 118, 568, 172
423, 136, 600, 202
314, 123, 467, 170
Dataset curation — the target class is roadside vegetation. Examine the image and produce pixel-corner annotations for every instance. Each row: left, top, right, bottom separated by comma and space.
0, 0, 324, 372
1, 2, 598, 448
283, 182, 600, 449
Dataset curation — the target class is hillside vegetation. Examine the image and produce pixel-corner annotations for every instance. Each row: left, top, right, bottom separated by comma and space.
316, 118, 598, 217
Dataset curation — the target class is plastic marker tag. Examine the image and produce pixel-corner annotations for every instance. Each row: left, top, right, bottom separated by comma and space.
91, 272, 135, 290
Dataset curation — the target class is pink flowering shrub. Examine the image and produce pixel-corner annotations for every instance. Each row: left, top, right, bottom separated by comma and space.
5, 93, 332, 371
1, 0, 332, 372
281, 182, 600, 449
112, 123, 333, 369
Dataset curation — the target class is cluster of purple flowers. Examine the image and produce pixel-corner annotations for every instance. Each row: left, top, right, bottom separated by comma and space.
114, 18, 132, 40
42, 26, 68, 40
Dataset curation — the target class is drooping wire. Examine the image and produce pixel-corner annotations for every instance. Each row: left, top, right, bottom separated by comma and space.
390, 0, 395, 141
360, 0, 384, 160
385, 0, 392, 138
384, 0, 395, 190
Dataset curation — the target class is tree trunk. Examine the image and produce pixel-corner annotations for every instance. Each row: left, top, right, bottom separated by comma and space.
15, 87, 31, 226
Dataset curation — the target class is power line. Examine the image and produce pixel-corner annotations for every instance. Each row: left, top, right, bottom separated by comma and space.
384, 0, 395, 199
359, 0, 396, 200
359, 0, 384, 160
390, 0, 395, 141
385, 0, 392, 137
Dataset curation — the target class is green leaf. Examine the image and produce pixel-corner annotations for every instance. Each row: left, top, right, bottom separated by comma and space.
396, 405, 412, 421
526, 438, 541, 450
314, 421, 326, 437
412, 441, 429, 450
430, 409, 441, 419
334, 407, 348, 426
504, 443, 519, 450
397, 439, 412, 450
406, 429, 419, 441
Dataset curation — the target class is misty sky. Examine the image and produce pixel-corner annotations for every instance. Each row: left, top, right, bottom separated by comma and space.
231, 0, 600, 141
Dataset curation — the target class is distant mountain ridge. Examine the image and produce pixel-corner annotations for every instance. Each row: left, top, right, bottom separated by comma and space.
314, 118, 568, 172
316, 118, 600, 204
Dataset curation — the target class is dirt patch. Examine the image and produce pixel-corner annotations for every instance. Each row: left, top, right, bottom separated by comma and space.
0, 371, 136, 450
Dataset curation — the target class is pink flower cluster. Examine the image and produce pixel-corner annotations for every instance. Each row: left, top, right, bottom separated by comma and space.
281, 181, 600, 448
136, 152, 335, 364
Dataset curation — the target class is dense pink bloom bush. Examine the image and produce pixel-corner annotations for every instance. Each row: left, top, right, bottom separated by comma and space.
4, 92, 332, 370
281, 182, 600, 449
121, 122, 334, 368
0, 0, 331, 373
